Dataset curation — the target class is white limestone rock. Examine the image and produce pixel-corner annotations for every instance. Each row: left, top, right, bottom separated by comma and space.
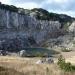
69, 21, 75, 32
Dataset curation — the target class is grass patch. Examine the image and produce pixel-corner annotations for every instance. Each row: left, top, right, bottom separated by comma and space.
0, 66, 24, 75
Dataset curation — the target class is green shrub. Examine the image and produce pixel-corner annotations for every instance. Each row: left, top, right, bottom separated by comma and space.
64, 62, 72, 71
57, 55, 75, 72
57, 55, 65, 69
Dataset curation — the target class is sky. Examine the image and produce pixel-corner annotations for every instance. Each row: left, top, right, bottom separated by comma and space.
0, 0, 75, 17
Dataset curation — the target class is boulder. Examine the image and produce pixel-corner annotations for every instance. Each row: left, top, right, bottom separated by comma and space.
0, 50, 8, 56
19, 50, 26, 57
36, 60, 43, 64
46, 58, 54, 63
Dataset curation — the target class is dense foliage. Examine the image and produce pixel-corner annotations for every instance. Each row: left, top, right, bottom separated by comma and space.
57, 55, 75, 72
31, 8, 75, 28
0, 2, 18, 12
31, 8, 74, 22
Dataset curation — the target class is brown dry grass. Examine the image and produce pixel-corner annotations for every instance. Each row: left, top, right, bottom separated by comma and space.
0, 56, 75, 75
0, 66, 24, 75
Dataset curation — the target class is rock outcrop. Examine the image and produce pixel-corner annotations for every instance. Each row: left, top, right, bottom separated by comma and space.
69, 21, 75, 32
0, 3, 74, 51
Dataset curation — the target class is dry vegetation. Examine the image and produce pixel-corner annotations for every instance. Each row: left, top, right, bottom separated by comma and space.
0, 56, 75, 75
0, 66, 24, 75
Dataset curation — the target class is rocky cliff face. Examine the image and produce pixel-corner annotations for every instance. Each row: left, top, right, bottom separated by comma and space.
0, 3, 74, 51
69, 21, 75, 32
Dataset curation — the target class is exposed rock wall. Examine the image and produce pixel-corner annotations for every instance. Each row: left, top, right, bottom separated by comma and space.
69, 21, 75, 32
0, 8, 61, 51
